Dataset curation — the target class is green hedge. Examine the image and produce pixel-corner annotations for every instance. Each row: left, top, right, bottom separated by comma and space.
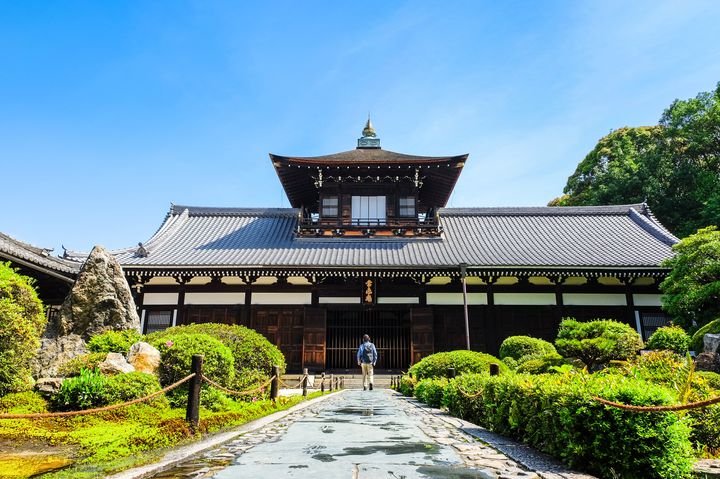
690, 317, 720, 353
499, 336, 557, 361
516, 352, 567, 374
58, 352, 107, 377
646, 326, 691, 354
147, 323, 285, 391
408, 350, 507, 380
413, 377, 447, 407
443, 372, 693, 479
0, 263, 46, 394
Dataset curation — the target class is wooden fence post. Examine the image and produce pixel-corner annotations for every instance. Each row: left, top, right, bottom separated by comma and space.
302, 368, 308, 397
270, 365, 280, 401
447, 367, 456, 379
320, 372, 325, 393
186, 354, 203, 429
330, 374, 334, 392
490, 363, 500, 376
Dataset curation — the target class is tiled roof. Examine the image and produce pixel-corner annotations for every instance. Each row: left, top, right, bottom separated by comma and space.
0, 232, 80, 278
270, 149, 467, 165
102, 204, 677, 271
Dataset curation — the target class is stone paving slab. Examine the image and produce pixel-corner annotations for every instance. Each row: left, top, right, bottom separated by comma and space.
151, 389, 549, 478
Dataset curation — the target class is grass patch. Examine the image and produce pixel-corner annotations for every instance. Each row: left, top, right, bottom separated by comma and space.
0, 391, 325, 478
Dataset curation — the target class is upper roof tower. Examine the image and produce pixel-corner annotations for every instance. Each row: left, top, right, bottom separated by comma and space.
358, 118, 381, 149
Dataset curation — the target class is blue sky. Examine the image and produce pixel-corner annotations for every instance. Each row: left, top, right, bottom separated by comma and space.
2, 1, 720, 253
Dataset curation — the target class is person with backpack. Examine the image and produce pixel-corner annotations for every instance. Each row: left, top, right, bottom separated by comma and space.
357, 334, 378, 390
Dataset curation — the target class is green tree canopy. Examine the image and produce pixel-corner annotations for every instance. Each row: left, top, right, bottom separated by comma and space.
660, 226, 720, 330
0, 262, 46, 394
553, 82, 720, 238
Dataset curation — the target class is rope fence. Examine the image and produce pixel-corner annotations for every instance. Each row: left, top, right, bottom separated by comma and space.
592, 395, 720, 412
0, 356, 345, 427
0, 373, 196, 420
201, 375, 275, 397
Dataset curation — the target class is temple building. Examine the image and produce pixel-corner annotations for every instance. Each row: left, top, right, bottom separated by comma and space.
62, 121, 677, 372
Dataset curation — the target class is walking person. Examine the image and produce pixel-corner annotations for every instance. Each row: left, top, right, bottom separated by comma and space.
357, 334, 378, 390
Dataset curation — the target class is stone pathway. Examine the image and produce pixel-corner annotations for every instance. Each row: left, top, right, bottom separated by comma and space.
150, 390, 583, 478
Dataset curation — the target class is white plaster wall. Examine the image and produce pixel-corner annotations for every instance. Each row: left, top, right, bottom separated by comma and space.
184, 292, 245, 305
426, 293, 487, 305
319, 297, 361, 304
143, 292, 179, 305
377, 297, 420, 304
632, 294, 663, 307
563, 293, 627, 306
494, 293, 556, 305
251, 292, 312, 305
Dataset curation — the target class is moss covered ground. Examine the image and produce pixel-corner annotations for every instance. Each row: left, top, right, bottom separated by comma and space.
0, 392, 323, 479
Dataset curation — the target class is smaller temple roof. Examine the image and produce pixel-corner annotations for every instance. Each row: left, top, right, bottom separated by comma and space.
0, 232, 80, 281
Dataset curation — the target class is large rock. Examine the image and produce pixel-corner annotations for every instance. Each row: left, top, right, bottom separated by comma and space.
704, 334, 720, 354
695, 352, 720, 373
127, 342, 160, 375
98, 353, 135, 375
56, 245, 140, 340
31, 334, 87, 378
34, 378, 64, 397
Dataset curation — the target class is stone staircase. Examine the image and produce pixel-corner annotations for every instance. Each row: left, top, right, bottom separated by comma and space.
280, 373, 397, 390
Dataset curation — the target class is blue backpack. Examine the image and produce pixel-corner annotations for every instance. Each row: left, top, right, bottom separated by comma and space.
362, 342, 374, 363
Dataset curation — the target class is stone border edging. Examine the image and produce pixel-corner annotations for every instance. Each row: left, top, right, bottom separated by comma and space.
396, 392, 598, 479
108, 391, 344, 479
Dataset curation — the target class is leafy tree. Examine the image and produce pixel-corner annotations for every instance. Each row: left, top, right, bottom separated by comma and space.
660, 226, 720, 330
553, 82, 720, 238
555, 318, 643, 370
0, 262, 46, 394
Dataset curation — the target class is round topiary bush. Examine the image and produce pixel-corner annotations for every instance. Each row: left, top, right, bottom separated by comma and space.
87, 329, 142, 354
51, 368, 108, 411
499, 336, 557, 361
646, 326, 691, 354
104, 371, 165, 406
147, 323, 284, 391
155, 333, 234, 393
0, 262, 46, 394
555, 318, 644, 370
408, 350, 507, 380
690, 317, 720, 353
398, 375, 417, 396
516, 352, 567, 374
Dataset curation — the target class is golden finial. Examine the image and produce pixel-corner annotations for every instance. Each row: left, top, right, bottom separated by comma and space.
362, 117, 376, 138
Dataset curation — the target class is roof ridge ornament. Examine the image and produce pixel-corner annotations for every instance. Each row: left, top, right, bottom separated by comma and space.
357, 116, 381, 149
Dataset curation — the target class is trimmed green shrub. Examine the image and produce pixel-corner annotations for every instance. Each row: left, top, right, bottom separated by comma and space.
51, 368, 108, 411
0, 391, 48, 414
628, 350, 691, 390
414, 377, 448, 407
516, 352, 567, 374
399, 375, 417, 396
0, 262, 46, 394
104, 372, 165, 406
443, 372, 694, 478
690, 317, 720, 353
555, 318, 644, 369
408, 350, 507, 380
501, 356, 518, 370
499, 336, 557, 361
154, 333, 234, 407
87, 329, 142, 354
58, 352, 107, 377
646, 326, 691, 354
147, 323, 284, 391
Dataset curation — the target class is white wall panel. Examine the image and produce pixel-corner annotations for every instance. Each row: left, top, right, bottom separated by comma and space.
251, 292, 312, 305
563, 293, 627, 306
494, 293, 556, 305
632, 294, 663, 307
426, 293, 487, 305
143, 292, 179, 305
184, 292, 245, 305
319, 297, 361, 304
377, 297, 420, 304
